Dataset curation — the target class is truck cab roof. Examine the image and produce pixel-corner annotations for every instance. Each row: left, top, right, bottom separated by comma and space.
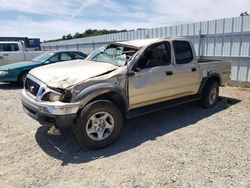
114, 37, 189, 48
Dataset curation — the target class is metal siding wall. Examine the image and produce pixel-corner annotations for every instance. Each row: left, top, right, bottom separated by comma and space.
231, 61, 239, 81
216, 19, 224, 33
166, 26, 171, 37
177, 25, 182, 36
224, 18, 233, 33
182, 24, 188, 36
241, 35, 250, 56
231, 36, 241, 56
190, 24, 194, 36
238, 60, 248, 81
42, 16, 250, 83
243, 16, 250, 31
215, 37, 223, 56
194, 22, 201, 35
223, 36, 231, 56
201, 21, 208, 34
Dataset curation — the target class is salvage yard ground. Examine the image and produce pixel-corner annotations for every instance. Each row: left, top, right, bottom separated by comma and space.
0, 84, 249, 188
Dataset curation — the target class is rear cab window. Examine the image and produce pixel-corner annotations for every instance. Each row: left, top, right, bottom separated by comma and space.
0, 43, 19, 52
173, 41, 193, 64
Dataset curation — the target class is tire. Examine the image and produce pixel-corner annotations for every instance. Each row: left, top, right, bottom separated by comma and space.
18, 71, 29, 87
73, 100, 124, 149
199, 80, 219, 108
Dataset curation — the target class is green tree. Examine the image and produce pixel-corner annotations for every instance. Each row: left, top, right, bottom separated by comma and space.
46, 29, 129, 42
240, 11, 249, 16
74, 32, 82, 38
66, 34, 73, 40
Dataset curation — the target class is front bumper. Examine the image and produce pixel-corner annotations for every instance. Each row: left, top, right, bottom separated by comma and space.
21, 89, 80, 127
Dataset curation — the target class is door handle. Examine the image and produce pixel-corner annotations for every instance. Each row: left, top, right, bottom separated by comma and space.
165, 71, 173, 76
191, 68, 196, 72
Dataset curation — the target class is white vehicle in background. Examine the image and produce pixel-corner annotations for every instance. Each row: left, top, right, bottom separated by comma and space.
0, 41, 45, 66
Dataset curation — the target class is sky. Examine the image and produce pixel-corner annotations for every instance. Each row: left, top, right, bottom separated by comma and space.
0, 0, 249, 41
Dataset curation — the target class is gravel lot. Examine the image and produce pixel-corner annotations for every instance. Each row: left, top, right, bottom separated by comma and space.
0, 83, 249, 188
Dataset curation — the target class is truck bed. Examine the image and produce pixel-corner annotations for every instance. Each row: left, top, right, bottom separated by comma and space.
198, 58, 231, 86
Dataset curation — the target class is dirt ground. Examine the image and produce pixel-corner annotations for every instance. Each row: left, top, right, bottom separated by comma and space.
0, 83, 249, 188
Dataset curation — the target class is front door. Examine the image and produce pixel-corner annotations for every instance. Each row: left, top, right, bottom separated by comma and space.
128, 42, 174, 108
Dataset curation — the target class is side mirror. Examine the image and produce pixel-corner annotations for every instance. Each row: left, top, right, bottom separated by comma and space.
127, 66, 140, 77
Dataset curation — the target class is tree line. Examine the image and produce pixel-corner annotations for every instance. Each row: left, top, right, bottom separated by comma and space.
45, 29, 129, 42
45, 12, 249, 43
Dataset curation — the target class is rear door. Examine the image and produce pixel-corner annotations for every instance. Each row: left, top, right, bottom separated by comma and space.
172, 40, 200, 96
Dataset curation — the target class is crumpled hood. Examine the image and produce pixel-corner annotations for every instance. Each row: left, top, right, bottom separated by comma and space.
29, 60, 117, 89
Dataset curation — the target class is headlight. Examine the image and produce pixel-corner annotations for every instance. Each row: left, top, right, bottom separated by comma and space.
48, 92, 62, 102
0, 70, 8, 76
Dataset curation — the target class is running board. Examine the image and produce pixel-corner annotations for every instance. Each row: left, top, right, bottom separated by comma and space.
127, 95, 201, 119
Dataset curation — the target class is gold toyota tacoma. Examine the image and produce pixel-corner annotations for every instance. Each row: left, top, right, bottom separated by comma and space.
21, 38, 231, 149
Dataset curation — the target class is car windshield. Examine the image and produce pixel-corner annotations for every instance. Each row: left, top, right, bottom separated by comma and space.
32, 52, 55, 63
86, 44, 138, 66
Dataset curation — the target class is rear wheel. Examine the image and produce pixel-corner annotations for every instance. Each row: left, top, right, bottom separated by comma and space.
199, 80, 219, 108
73, 100, 123, 149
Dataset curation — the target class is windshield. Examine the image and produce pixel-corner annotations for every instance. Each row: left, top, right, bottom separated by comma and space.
32, 52, 55, 63
86, 44, 138, 66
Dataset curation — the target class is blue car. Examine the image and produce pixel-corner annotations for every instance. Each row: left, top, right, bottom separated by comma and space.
0, 51, 87, 85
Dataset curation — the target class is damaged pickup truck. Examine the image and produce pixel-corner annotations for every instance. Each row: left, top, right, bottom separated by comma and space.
21, 38, 231, 149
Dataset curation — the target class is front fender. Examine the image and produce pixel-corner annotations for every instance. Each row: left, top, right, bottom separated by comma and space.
73, 83, 128, 109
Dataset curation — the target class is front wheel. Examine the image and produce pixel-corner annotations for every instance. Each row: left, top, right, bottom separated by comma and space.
199, 80, 219, 108
73, 100, 123, 149
18, 71, 28, 86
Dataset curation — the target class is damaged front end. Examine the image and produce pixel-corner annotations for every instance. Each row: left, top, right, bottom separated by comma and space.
21, 65, 127, 128
21, 74, 80, 127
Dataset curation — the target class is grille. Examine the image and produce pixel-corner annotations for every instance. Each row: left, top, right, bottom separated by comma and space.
25, 77, 40, 96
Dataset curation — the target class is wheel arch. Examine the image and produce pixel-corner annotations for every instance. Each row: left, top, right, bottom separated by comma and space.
75, 83, 128, 116
198, 72, 221, 94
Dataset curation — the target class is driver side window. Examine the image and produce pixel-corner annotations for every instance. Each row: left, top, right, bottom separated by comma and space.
137, 42, 171, 69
